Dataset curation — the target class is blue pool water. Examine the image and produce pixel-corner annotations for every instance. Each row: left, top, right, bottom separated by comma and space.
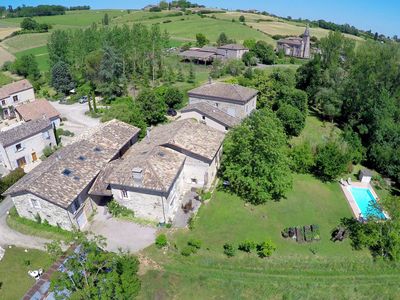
350, 187, 386, 219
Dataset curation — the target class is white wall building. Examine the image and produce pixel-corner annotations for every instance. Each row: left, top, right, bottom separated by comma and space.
0, 79, 35, 119
0, 119, 56, 170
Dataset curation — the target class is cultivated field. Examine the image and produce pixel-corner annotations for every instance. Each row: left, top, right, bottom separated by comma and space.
0, 27, 20, 40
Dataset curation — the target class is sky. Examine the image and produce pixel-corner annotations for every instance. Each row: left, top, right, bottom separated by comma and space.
8, 0, 400, 37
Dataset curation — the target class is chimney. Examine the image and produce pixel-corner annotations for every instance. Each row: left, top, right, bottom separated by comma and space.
132, 167, 143, 186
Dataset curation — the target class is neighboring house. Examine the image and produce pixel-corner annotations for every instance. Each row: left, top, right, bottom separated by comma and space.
4, 120, 140, 231
93, 119, 225, 224
15, 99, 61, 128
216, 44, 249, 59
180, 102, 240, 132
179, 44, 249, 64
276, 26, 311, 59
188, 82, 258, 119
0, 79, 35, 119
0, 118, 56, 170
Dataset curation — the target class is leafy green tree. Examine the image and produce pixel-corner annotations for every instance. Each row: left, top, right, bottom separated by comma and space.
0, 168, 25, 201
136, 89, 167, 125
243, 39, 256, 50
242, 51, 258, 66
195, 33, 209, 47
216, 32, 235, 46
177, 66, 185, 82
256, 240, 276, 258
253, 41, 276, 64
239, 15, 245, 22
12, 54, 40, 80
276, 104, 306, 137
315, 87, 342, 122
20, 17, 38, 30
314, 139, 350, 181
187, 64, 196, 83
48, 30, 70, 66
289, 142, 315, 173
224, 59, 245, 76
92, 91, 97, 113
51, 61, 74, 94
221, 108, 292, 204
156, 86, 184, 109
50, 234, 141, 299
101, 97, 147, 137
209, 58, 224, 79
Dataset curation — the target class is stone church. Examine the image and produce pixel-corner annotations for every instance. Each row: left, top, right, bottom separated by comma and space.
277, 26, 311, 59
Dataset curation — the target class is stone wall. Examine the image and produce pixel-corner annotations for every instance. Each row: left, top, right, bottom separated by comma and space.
12, 193, 76, 231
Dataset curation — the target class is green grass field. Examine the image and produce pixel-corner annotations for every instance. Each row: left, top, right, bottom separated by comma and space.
0, 72, 13, 86
14, 45, 49, 72
0, 247, 53, 300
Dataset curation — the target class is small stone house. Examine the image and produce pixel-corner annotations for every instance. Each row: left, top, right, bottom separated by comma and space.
4, 120, 140, 231
15, 99, 61, 128
0, 79, 35, 120
180, 102, 240, 132
216, 44, 249, 59
93, 119, 225, 223
188, 82, 258, 119
0, 118, 56, 170
359, 169, 373, 184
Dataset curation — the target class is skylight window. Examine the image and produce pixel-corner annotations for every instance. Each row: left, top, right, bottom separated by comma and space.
94, 147, 102, 152
78, 156, 86, 161
62, 169, 72, 176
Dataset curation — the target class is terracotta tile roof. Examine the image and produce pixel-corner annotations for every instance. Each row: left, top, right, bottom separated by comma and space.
15, 99, 60, 122
0, 118, 52, 147
277, 37, 303, 46
4, 120, 140, 209
181, 102, 240, 128
0, 79, 33, 99
188, 82, 258, 103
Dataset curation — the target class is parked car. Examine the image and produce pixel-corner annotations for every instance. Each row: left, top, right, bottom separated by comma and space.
79, 96, 88, 104
167, 108, 177, 117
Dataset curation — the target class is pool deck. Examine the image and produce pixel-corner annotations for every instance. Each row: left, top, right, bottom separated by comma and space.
340, 181, 382, 219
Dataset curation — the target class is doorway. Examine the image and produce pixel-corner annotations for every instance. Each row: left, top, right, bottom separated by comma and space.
16, 157, 26, 168
31, 152, 37, 162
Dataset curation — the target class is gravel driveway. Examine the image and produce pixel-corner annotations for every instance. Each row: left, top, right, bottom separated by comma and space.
89, 207, 157, 253
50, 102, 100, 145
0, 197, 50, 250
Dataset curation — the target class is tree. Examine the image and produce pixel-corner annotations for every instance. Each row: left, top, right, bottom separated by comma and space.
195, 33, 209, 47
177, 66, 185, 82
187, 64, 196, 83
289, 142, 315, 173
314, 139, 350, 181
217, 32, 234, 46
0, 168, 25, 201
242, 51, 258, 66
50, 234, 141, 299
48, 30, 70, 66
102, 13, 109, 25
136, 89, 167, 125
12, 54, 40, 80
20, 17, 38, 30
92, 91, 97, 113
101, 97, 147, 137
276, 104, 306, 137
156, 86, 184, 109
252, 41, 276, 64
51, 61, 74, 94
224, 59, 245, 76
239, 15, 245, 22
221, 108, 292, 204
243, 39, 256, 50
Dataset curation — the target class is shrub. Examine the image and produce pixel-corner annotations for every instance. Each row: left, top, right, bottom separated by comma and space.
289, 142, 315, 173
0, 168, 25, 201
34, 213, 42, 224
188, 238, 202, 249
238, 240, 256, 253
181, 246, 195, 256
276, 104, 306, 137
107, 200, 134, 218
42, 146, 57, 158
223, 243, 236, 257
256, 240, 276, 258
155, 233, 168, 248
188, 215, 196, 230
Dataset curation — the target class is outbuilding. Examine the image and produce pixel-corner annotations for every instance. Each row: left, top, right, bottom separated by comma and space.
359, 169, 373, 183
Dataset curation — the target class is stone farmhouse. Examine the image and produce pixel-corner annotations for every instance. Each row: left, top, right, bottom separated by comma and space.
179, 44, 249, 64
276, 26, 311, 59
4, 120, 140, 230
15, 99, 61, 128
0, 79, 35, 120
187, 82, 258, 119
91, 119, 225, 224
180, 102, 240, 132
0, 118, 56, 170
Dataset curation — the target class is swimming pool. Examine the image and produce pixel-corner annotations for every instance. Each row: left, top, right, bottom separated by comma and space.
349, 187, 386, 219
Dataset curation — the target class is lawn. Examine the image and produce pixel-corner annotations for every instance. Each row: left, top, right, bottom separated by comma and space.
0, 247, 53, 300
140, 177, 400, 299
2, 32, 50, 53
15, 46, 50, 73
0, 72, 13, 86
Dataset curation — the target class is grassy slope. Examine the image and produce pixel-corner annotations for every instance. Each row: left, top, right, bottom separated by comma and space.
14, 45, 49, 72
0, 72, 13, 86
138, 117, 400, 299
0, 248, 53, 300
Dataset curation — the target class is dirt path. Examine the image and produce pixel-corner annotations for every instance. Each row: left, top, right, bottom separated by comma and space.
0, 45, 15, 66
